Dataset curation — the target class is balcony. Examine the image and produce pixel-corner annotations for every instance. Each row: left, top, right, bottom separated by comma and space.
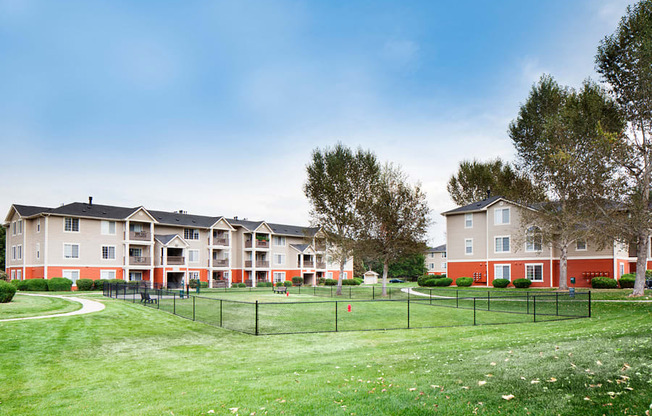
245, 260, 270, 268
129, 231, 151, 241
316, 262, 326, 269
167, 256, 184, 265
245, 240, 270, 249
213, 237, 229, 246
214, 259, 229, 267
129, 256, 151, 265
302, 261, 315, 268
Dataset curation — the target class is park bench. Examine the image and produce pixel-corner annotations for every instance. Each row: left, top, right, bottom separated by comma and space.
273, 286, 287, 294
140, 292, 158, 304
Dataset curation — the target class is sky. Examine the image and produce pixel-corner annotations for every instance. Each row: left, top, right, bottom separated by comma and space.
0, 0, 637, 245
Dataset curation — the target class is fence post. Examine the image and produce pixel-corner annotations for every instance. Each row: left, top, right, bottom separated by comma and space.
220, 299, 223, 327
556, 292, 559, 316
407, 295, 410, 329
349, 287, 352, 299
335, 301, 338, 332
533, 296, 536, 322
133, 288, 135, 303
173, 293, 176, 315
456, 290, 459, 308
331, 286, 333, 297
255, 301, 259, 336
527, 293, 530, 314
473, 297, 476, 325
430, 289, 432, 305
158, 289, 160, 309
373, 286, 375, 300
193, 296, 196, 321
588, 291, 591, 318
487, 292, 490, 311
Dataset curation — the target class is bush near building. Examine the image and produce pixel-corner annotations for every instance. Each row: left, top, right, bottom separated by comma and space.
591, 276, 618, 289
0, 281, 17, 303
455, 277, 473, 287
434, 277, 453, 287
618, 274, 636, 289
324, 279, 337, 286
291, 276, 303, 286
46, 278, 73, 291
76, 279, 94, 291
492, 278, 510, 288
513, 278, 532, 288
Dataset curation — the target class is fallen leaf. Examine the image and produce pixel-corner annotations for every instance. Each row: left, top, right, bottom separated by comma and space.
502, 394, 515, 401
462, 386, 469, 390
547, 378, 557, 383
531, 380, 540, 384
490, 362, 496, 366
596, 360, 603, 366
229, 408, 239, 414
208, 411, 215, 414
478, 381, 487, 386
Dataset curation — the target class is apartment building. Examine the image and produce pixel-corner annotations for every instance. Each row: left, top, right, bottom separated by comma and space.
443, 196, 632, 288
425, 244, 447, 275
4, 199, 353, 288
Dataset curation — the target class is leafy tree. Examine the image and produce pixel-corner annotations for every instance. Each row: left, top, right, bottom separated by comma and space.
366, 253, 427, 279
509, 76, 625, 290
361, 164, 430, 296
304, 143, 380, 295
596, 0, 652, 296
0, 226, 5, 271
447, 159, 544, 205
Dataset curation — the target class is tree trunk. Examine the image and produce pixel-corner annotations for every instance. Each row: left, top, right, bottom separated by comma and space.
382, 258, 389, 297
336, 260, 345, 296
559, 244, 569, 290
633, 230, 649, 296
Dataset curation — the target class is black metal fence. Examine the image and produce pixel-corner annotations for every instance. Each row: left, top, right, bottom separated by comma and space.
104, 283, 591, 335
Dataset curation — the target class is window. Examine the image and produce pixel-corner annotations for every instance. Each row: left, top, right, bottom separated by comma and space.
189, 250, 200, 263
465, 213, 473, 228
130, 223, 143, 232
495, 236, 510, 253
343, 272, 348, 279
64, 244, 80, 259
10, 270, 15, 280
273, 272, 286, 283
526, 264, 543, 282
465, 239, 473, 255
36, 218, 41, 233
430, 253, 434, 258
101, 221, 116, 235
188, 271, 200, 280
326, 272, 333, 279
64, 217, 79, 232
576, 239, 587, 251
128, 271, 142, 281
442, 252, 447, 258
129, 247, 142, 257
63, 270, 80, 285
619, 263, 625, 278
36, 243, 40, 259
16, 270, 22, 280
494, 207, 510, 225
102, 246, 116, 260
494, 264, 511, 280
184, 228, 199, 240
526, 226, 542, 252
429, 263, 435, 270
273, 236, 286, 247
16, 220, 22, 234
100, 270, 116, 280
11, 221, 15, 235
11, 246, 16, 261
442, 262, 447, 270
274, 253, 285, 266
17, 245, 22, 260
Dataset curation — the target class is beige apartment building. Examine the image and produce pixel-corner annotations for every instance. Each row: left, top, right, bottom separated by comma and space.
425, 244, 446, 275
4, 198, 353, 288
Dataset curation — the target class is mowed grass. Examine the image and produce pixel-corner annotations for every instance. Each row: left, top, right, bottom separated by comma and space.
0, 296, 650, 415
0, 294, 82, 320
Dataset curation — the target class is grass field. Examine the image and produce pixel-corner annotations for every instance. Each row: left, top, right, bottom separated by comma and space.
0, 294, 82, 320
0, 291, 650, 415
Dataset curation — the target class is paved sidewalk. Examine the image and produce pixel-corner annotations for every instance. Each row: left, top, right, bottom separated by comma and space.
0, 293, 106, 322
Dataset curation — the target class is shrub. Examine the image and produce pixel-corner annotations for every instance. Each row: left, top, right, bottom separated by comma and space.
259, 282, 272, 287
512, 278, 532, 288
417, 275, 432, 287
292, 276, 304, 286
0, 281, 17, 303
12, 279, 29, 290
647, 270, 652, 278
283, 280, 293, 287
591, 276, 618, 289
126, 280, 142, 287
342, 279, 361, 285
92, 279, 106, 291
618, 274, 636, 289
456, 277, 474, 287
232, 282, 246, 288
325, 278, 337, 286
318, 277, 326, 285
434, 277, 453, 287
422, 278, 439, 287
492, 278, 510, 288
0, 271, 8, 282
25, 279, 48, 291
47, 277, 73, 291
188, 279, 200, 289
354, 278, 363, 285
75, 279, 94, 291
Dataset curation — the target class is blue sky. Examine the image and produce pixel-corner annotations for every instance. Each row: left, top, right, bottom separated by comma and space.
0, 0, 635, 244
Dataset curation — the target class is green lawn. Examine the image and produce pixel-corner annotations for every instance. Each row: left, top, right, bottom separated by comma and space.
0, 294, 82, 320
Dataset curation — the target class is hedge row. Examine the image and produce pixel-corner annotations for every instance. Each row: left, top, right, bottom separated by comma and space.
0, 281, 17, 303
591, 276, 618, 289
492, 278, 510, 288
455, 277, 473, 287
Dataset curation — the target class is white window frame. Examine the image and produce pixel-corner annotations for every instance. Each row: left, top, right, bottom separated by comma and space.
326, 272, 333, 279
343, 272, 348, 279
494, 235, 510, 253
11, 245, 16, 261
442, 262, 447, 270
63, 243, 80, 259
526, 263, 544, 282
273, 236, 286, 247
576, 239, 587, 251
494, 264, 511, 281
188, 271, 200, 280
184, 228, 200, 240
128, 271, 142, 281
429, 263, 434, 270
274, 253, 285, 266
63, 269, 80, 285
465, 238, 473, 255
464, 213, 473, 228
189, 249, 200, 263
11, 270, 16, 280
619, 263, 625, 278
36, 243, 40, 259
525, 227, 542, 252
64, 217, 80, 232
494, 207, 510, 225
16, 220, 22, 235
102, 245, 116, 260
101, 220, 116, 235
11, 221, 16, 236
17, 245, 22, 260
16, 269, 22, 280
442, 252, 447, 258
36, 218, 41, 233
273, 272, 286, 283
100, 270, 116, 280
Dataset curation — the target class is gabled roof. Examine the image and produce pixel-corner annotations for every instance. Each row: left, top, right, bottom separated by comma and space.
148, 209, 218, 228
227, 218, 265, 231
441, 196, 504, 216
13, 204, 51, 217
154, 234, 189, 247
48, 202, 140, 220
426, 244, 446, 253
290, 243, 312, 253
268, 222, 320, 237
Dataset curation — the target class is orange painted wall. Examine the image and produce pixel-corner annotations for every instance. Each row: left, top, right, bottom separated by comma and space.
231, 269, 243, 283
448, 261, 488, 286
487, 261, 553, 288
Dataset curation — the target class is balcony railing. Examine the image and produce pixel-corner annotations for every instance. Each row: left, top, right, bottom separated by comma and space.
245, 240, 270, 249
129, 231, 151, 241
214, 259, 229, 267
315, 244, 326, 252
316, 262, 326, 269
167, 256, 184, 265
245, 260, 270, 268
302, 261, 315, 268
129, 256, 151, 265
213, 237, 229, 246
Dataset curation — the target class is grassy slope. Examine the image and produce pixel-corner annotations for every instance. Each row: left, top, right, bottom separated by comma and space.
0, 295, 82, 319
0, 297, 650, 415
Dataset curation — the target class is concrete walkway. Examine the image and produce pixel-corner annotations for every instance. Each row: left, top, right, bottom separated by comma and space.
0, 293, 106, 322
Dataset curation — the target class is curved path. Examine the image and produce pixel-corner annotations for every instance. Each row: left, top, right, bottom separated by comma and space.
0, 293, 106, 322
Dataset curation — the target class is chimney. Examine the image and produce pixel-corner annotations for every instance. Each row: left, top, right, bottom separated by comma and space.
234, 216, 238, 220
88, 196, 93, 206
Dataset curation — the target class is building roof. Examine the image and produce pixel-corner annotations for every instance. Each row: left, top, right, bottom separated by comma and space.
12, 204, 52, 218
148, 209, 218, 228
226, 218, 265, 231
290, 243, 311, 253
48, 202, 141, 220
268, 222, 319, 237
441, 195, 505, 216
426, 244, 446, 253
154, 234, 178, 245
